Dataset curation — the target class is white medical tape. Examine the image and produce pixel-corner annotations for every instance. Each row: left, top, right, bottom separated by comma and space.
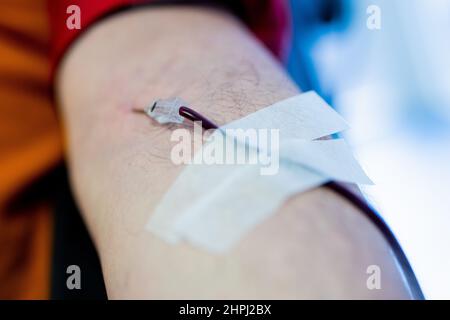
279, 139, 373, 185
145, 92, 371, 252
173, 162, 327, 252
222, 91, 349, 146
147, 139, 370, 252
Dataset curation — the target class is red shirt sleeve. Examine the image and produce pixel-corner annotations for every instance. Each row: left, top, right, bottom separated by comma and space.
48, 0, 291, 73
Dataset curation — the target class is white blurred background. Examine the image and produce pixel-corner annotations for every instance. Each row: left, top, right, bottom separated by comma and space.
288, 0, 450, 299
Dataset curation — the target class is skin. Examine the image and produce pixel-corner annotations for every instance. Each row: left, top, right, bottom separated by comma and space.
56, 6, 413, 299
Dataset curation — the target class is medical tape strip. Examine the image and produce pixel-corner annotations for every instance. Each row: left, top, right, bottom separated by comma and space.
169, 139, 371, 253
173, 162, 327, 252
222, 91, 349, 144
279, 139, 373, 185
146, 92, 370, 252
148, 159, 248, 244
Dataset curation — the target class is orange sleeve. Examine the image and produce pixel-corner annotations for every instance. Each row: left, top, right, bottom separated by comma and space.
0, 0, 61, 299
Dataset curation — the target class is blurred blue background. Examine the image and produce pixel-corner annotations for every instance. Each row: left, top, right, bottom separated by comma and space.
286, 0, 450, 299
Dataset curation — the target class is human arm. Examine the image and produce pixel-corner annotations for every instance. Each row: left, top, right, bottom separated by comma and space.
56, 5, 412, 299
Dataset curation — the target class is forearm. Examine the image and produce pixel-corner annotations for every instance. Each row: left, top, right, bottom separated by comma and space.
57, 6, 411, 299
